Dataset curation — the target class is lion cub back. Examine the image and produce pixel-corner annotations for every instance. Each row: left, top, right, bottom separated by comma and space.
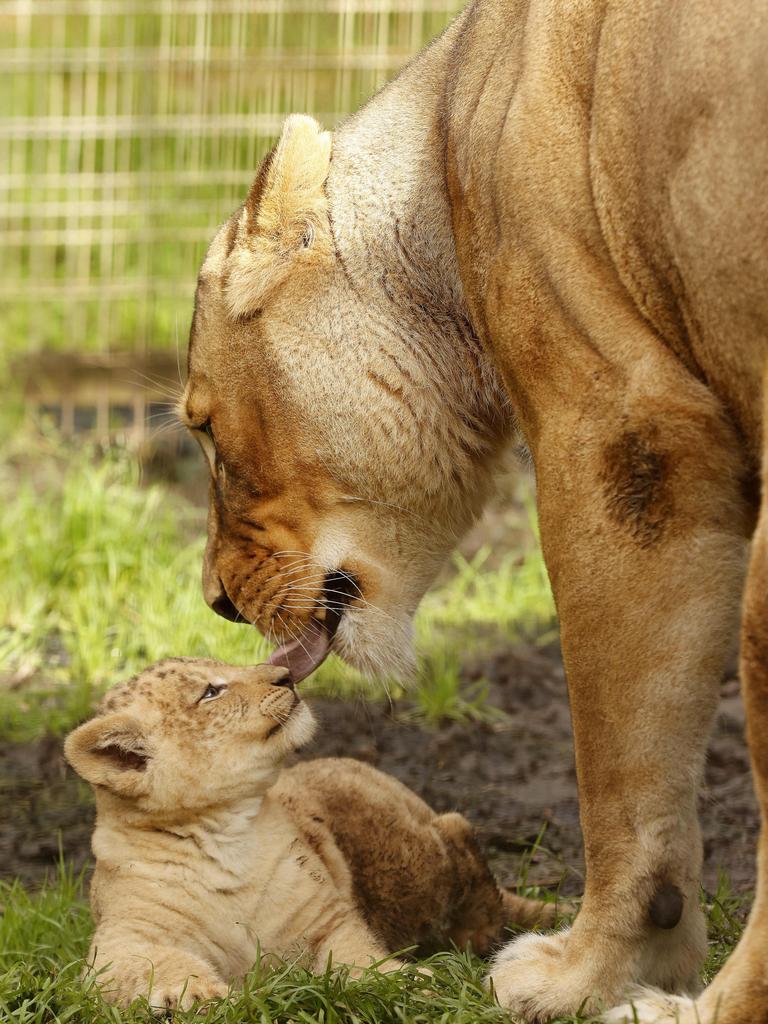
272, 758, 520, 955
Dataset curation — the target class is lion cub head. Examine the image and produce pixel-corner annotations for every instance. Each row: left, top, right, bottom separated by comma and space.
64, 659, 315, 816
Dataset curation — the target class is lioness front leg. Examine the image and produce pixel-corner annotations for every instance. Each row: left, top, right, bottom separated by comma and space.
604, 392, 768, 1024
489, 388, 751, 1021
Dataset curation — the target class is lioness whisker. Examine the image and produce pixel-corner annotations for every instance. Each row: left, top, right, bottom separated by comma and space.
278, 599, 411, 642
273, 571, 330, 587
118, 371, 185, 401
173, 317, 186, 393
267, 551, 364, 588
340, 493, 426, 524
272, 570, 364, 599
269, 549, 321, 560
144, 412, 186, 426
276, 565, 365, 598
275, 610, 314, 665
147, 421, 185, 443
275, 578, 406, 626
278, 578, 352, 595
278, 585, 398, 622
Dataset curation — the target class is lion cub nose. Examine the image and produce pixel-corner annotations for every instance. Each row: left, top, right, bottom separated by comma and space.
272, 673, 294, 691
248, 665, 294, 690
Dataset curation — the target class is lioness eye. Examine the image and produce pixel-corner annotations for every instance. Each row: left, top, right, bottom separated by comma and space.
200, 420, 214, 442
199, 683, 225, 703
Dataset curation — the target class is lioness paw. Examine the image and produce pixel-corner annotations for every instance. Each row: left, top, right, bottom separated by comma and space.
602, 989, 698, 1023
487, 928, 616, 1022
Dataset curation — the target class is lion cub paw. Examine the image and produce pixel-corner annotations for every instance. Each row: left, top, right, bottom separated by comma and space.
146, 974, 229, 1012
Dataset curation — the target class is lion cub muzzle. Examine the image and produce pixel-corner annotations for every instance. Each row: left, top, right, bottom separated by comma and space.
258, 681, 298, 733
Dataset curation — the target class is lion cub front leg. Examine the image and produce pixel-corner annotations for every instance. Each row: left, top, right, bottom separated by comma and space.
90, 937, 228, 1010
313, 911, 408, 976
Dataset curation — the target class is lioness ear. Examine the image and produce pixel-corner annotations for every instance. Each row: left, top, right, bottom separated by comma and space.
64, 714, 151, 796
226, 114, 332, 317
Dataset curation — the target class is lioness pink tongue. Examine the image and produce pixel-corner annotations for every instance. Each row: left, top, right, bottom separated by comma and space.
266, 617, 331, 685
266, 572, 357, 685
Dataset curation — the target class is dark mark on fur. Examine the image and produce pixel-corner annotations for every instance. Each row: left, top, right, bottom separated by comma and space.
367, 370, 403, 399
649, 882, 684, 929
601, 430, 672, 547
97, 745, 148, 772
740, 466, 761, 512
234, 307, 263, 325
324, 191, 365, 299
304, 830, 323, 857
368, 366, 422, 425
224, 206, 243, 257
380, 270, 395, 302
244, 147, 277, 234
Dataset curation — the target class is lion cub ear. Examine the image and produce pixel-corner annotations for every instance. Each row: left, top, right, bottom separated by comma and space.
225, 114, 332, 317
64, 713, 151, 797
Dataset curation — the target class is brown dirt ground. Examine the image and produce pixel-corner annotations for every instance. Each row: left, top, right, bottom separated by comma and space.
1, 638, 758, 900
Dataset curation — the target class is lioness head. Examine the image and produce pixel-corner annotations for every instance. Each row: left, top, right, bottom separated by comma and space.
64, 659, 314, 814
183, 114, 510, 682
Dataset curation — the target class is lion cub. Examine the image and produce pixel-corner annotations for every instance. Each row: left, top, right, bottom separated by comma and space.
65, 658, 554, 1010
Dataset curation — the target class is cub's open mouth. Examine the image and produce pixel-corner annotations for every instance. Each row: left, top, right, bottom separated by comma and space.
266, 571, 357, 685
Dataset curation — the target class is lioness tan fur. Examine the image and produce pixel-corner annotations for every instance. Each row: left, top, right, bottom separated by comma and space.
181, 1, 768, 1020
65, 658, 554, 1010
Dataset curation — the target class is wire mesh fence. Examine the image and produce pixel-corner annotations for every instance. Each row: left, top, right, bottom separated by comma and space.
1, 0, 462, 358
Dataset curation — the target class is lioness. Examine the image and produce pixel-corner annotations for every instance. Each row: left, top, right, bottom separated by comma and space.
65, 658, 553, 1010
181, 1, 768, 1020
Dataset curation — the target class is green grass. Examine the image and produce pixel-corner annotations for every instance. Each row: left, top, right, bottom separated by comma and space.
0, 435, 556, 740
0, 863, 748, 1024
0, 863, 551, 1024
701, 870, 750, 985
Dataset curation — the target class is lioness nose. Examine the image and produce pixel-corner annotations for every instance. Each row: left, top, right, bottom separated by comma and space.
208, 582, 244, 623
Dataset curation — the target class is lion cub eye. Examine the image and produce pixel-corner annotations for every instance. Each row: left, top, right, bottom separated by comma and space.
198, 683, 226, 703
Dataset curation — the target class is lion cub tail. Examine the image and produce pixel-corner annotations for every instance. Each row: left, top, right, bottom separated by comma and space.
500, 889, 563, 931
